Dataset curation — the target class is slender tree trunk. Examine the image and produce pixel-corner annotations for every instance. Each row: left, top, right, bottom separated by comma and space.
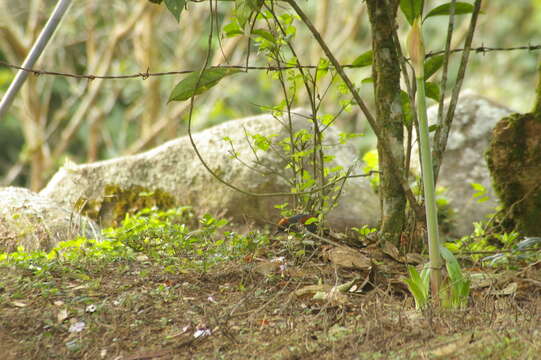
366, 0, 406, 245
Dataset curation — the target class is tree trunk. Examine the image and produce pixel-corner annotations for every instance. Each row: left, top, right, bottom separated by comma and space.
366, 0, 406, 245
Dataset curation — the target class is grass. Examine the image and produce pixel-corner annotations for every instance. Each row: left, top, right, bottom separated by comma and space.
0, 208, 540, 359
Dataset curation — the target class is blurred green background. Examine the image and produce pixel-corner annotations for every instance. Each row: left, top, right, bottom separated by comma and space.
0, 0, 540, 189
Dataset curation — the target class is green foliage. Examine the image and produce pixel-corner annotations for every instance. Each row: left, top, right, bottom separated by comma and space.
362, 149, 379, 190
403, 247, 471, 310
235, 0, 264, 28
105, 207, 268, 271
440, 245, 470, 309
424, 55, 444, 80
403, 265, 430, 309
168, 68, 243, 102
352, 225, 377, 237
0, 207, 269, 274
424, 2, 475, 21
351, 50, 373, 68
400, 0, 425, 25
164, 0, 186, 22
471, 182, 490, 203
452, 222, 541, 267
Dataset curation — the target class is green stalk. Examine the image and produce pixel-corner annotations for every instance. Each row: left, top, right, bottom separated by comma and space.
408, 18, 442, 302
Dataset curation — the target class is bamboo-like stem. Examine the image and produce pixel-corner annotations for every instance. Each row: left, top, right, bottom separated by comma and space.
408, 18, 442, 302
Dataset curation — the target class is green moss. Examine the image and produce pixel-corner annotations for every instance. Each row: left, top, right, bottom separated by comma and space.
487, 112, 541, 235
74, 185, 176, 227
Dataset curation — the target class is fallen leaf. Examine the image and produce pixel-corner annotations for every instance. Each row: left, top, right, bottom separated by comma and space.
382, 241, 403, 262
323, 247, 371, 270
490, 282, 518, 296
11, 301, 27, 308
253, 261, 281, 275
294, 284, 332, 297
405, 253, 424, 264
469, 272, 497, 289
57, 308, 69, 323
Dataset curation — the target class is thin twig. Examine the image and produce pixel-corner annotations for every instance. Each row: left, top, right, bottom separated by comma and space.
433, 0, 482, 182
285, 0, 425, 220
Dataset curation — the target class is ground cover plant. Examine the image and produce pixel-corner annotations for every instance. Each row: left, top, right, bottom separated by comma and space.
1, 206, 540, 359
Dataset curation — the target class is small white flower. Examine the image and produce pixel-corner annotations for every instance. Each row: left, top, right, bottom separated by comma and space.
68, 321, 85, 333
193, 328, 211, 338
86, 304, 97, 313
271, 256, 286, 263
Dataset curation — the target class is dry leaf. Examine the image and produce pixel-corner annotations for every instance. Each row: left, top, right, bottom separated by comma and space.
11, 301, 27, 308
323, 247, 371, 270
57, 308, 69, 323
491, 282, 518, 296
294, 284, 332, 297
405, 253, 424, 265
382, 241, 403, 262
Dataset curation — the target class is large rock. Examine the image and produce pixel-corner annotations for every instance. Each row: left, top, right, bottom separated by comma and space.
416, 91, 513, 237
487, 112, 541, 236
0, 187, 100, 252
41, 111, 379, 230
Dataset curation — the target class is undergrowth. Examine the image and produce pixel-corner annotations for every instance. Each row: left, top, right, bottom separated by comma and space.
0, 206, 270, 274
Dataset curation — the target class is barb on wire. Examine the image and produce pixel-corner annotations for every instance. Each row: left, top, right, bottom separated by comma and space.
0, 44, 540, 81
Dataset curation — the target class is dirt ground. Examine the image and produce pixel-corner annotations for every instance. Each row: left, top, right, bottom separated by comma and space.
1, 240, 540, 360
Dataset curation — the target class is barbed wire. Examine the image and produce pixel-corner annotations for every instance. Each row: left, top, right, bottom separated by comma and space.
0, 44, 540, 81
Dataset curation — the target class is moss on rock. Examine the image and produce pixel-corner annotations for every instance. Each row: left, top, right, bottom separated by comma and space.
74, 185, 176, 227
486, 112, 541, 235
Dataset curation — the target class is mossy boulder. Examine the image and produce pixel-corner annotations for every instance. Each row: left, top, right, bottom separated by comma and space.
41, 111, 379, 230
0, 187, 100, 252
486, 112, 541, 235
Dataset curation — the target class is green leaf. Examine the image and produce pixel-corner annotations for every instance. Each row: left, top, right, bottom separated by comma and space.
251, 28, 275, 43
351, 50, 373, 68
425, 81, 440, 101
424, 2, 474, 20
223, 21, 244, 38
168, 68, 242, 102
404, 265, 429, 309
400, 0, 424, 25
235, 0, 263, 28
164, 0, 186, 22
361, 77, 373, 84
424, 55, 444, 80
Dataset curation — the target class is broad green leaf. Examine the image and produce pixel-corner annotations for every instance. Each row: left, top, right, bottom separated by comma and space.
424, 2, 474, 20
404, 265, 429, 309
361, 77, 373, 84
425, 81, 440, 101
235, 0, 263, 28
251, 29, 275, 43
424, 55, 444, 80
223, 21, 244, 38
168, 68, 242, 102
400, 0, 424, 25
351, 50, 373, 68
164, 0, 186, 22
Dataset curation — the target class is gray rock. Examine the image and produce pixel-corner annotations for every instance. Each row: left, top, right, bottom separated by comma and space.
415, 91, 513, 237
0, 187, 100, 252
41, 111, 379, 230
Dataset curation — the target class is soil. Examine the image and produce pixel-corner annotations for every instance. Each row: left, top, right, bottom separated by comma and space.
0, 239, 540, 359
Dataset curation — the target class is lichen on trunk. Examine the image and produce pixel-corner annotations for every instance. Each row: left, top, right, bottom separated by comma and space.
366, 0, 406, 245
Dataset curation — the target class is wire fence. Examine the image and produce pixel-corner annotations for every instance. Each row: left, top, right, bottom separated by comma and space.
1, 44, 540, 81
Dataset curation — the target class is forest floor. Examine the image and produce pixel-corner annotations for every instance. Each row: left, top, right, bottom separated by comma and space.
1, 231, 540, 360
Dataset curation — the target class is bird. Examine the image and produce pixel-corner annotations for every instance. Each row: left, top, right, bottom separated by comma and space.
276, 214, 318, 234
